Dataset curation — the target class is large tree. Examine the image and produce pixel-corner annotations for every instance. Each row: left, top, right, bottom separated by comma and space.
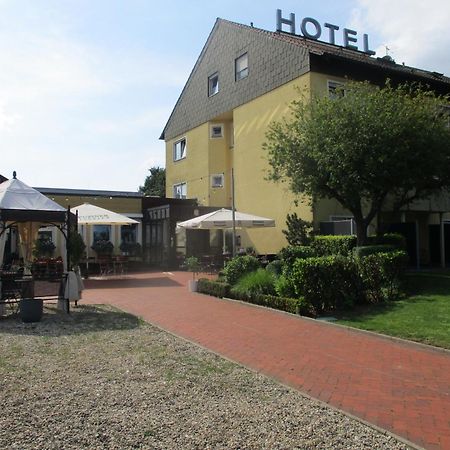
264, 81, 450, 245
139, 166, 166, 197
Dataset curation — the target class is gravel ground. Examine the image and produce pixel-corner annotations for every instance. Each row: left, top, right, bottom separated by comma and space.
0, 304, 410, 450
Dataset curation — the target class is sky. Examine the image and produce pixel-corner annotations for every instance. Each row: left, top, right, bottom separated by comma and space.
0, 0, 449, 192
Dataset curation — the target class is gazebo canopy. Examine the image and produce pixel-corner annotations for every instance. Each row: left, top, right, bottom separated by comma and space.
0, 176, 67, 223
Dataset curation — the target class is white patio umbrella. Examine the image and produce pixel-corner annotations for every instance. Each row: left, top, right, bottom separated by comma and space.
71, 203, 139, 271
176, 208, 275, 254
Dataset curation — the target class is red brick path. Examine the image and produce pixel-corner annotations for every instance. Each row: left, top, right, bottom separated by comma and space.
82, 271, 450, 450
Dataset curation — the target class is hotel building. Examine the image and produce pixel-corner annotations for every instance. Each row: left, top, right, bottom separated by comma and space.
161, 15, 450, 265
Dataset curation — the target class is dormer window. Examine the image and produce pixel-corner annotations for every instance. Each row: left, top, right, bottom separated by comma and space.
208, 73, 219, 96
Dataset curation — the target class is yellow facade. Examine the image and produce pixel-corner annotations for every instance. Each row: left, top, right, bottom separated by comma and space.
165, 73, 330, 254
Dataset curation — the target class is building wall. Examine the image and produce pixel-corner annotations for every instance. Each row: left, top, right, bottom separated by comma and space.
232, 73, 313, 253
48, 194, 143, 257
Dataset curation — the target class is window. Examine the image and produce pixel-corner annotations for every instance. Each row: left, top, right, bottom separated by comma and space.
211, 174, 224, 188
235, 53, 248, 81
93, 225, 111, 242
210, 124, 223, 138
328, 80, 345, 99
208, 72, 219, 96
173, 138, 186, 161
121, 224, 137, 245
173, 182, 187, 199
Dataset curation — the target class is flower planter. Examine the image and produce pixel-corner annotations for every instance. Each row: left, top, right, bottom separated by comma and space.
20, 298, 43, 323
188, 280, 198, 292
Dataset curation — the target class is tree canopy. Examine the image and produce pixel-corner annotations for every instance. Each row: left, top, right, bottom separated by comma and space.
139, 166, 166, 197
264, 80, 450, 244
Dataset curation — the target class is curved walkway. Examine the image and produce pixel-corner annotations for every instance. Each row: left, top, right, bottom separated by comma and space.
82, 271, 450, 450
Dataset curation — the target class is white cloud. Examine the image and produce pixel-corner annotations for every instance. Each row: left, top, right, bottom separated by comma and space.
352, 0, 450, 75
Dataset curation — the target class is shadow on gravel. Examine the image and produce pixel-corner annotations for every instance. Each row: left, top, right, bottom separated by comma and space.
0, 304, 142, 337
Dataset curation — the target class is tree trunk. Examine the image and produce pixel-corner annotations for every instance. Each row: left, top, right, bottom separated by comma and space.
355, 219, 368, 246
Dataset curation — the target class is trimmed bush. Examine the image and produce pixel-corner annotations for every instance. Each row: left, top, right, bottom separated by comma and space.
265, 259, 283, 276
358, 250, 409, 302
226, 290, 312, 316
197, 279, 230, 298
353, 245, 397, 259
278, 245, 316, 268
231, 269, 276, 297
222, 255, 260, 285
311, 235, 357, 256
289, 255, 360, 313
377, 232, 406, 249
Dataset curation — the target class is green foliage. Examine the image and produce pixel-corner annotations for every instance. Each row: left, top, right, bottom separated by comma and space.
282, 212, 313, 246
353, 245, 397, 259
358, 250, 409, 302
278, 245, 316, 267
264, 80, 450, 245
185, 256, 201, 279
231, 269, 276, 297
33, 237, 55, 258
68, 231, 86, 268
289, 256, 360, 313
139, 166, 166, 197
91, 239, 113, 256
311, 235, 357, 256
274, 274, 296, 298
265, 260, 283, 277
222, 255, 260, 285
197, 278, 230, 298
377, 233, 406, 249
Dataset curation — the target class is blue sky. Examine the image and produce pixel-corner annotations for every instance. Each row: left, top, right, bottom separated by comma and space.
1, 0, 449, 191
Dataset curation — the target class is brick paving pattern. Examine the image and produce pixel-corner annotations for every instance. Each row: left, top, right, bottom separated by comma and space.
82, 271, 450, 450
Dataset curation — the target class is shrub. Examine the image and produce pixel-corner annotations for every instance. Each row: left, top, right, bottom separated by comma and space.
231, 269, 276, 298
222, 255, 260, 285
278, 245, 315, 268
274, 274, 296, 298
353, 245, 397, 259
311, 235, 357, 256
289, 255, 359, 313
377, 233, 406, 249
282, 212, 313, 246
265, 259, 283, 276
91, 239, 114, 255
358, 250, 409, 302
197, 278, 230, 298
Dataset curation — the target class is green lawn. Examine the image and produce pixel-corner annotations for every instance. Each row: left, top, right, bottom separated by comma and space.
336, 271, 450, 349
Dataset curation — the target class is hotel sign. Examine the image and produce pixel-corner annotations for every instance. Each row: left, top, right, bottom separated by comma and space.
276, 9, 376, 55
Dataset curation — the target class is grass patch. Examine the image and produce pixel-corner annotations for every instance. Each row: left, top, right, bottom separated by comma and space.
336, 271, 450, 349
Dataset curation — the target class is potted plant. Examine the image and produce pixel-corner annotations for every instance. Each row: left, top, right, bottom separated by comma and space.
185, 256, 201, 292
91, 239, 114, 257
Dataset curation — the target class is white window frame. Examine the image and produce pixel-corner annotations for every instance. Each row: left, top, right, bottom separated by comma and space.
330, 215, 355, 235
328, 80, 345, 99
208, 72, 219, 97
210, 123, 224, 139
211, 174, 224, 188
173, 182, 187, 199
173, 138, 186, 161
235, 53, 249, 81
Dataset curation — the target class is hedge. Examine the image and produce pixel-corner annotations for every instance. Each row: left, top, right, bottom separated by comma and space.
222, 255, 260, 285
353, 245, 397, 258
278, 245, 316, 267
289, 255, 360, 313
311, 235, 357, 256
197, 278, 230, 298
358, 250, 409, 302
